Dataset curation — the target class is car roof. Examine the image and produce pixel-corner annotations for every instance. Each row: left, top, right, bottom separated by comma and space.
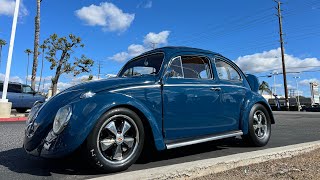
0, 81, 25, 86
140, 46, 221, 56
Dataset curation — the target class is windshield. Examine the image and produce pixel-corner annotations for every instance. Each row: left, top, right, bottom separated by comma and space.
118, 53, 164, 77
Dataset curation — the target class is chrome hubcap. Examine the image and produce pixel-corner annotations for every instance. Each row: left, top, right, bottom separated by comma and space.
253, 110, 268, 139
97, 115, 139, 163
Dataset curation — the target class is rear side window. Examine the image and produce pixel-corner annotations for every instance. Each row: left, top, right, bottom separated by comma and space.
8, 84, 22, 93
215, 60, 241, 81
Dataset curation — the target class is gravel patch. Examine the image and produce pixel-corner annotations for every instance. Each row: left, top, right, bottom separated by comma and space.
194, 148, 320, 180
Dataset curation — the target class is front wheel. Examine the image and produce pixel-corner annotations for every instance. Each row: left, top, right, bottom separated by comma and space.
243, 104, 271, 147
86, 108, 145, 172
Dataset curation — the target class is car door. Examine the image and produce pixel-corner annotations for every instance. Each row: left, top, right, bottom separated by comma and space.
163, 55, 227, 140
21, 85, 37, 108
5, 83, 23, 108
213, 58, 247, 130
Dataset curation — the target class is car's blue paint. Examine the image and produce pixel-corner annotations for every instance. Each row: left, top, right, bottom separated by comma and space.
246, 74, 260, 93
23, 46, 275, 158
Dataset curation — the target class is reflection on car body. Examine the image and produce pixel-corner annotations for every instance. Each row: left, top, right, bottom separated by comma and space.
24, 47, 275, 173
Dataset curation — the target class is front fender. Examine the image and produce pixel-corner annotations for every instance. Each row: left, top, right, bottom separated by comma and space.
57, 91, 165, 156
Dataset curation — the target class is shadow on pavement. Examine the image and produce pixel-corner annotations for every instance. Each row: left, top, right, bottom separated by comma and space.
0, 138, 247, 177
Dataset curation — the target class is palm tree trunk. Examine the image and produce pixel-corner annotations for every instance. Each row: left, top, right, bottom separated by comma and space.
0, 45, 2, 70
31, 0, 41, 90
37, 49, 44, 92
26, 54, 30, 85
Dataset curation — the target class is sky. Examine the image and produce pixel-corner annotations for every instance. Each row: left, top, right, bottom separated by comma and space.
0, 0, 319, 97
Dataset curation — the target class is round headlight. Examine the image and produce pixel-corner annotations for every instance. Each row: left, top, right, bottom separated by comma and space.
52, 105, 72, 134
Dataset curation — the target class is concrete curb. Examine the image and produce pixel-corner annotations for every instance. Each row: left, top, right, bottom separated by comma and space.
90, 141, 320, 180
0, 117, 27, 122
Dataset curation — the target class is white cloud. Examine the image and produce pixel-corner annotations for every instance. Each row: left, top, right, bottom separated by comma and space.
109, 31, 170, 62
75, 2, 135, 32
235, 48, 320, 74
109, 52, 130, 62
109, 44, 148, 62
299, 78, 320, 86
0, 73, 23, 83
137, 1, 152, 8
143, 31, 170, 47
0, 0, 28, 17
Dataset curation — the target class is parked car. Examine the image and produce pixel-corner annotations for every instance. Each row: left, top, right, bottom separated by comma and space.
0, 82, 46, 113
301, 104, 320, 112
24, 47, 275, 172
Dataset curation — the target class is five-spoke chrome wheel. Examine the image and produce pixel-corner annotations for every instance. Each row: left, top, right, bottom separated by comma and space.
253, 110, 268, 139
97, 115, 139, 164
242, 104, 271, 147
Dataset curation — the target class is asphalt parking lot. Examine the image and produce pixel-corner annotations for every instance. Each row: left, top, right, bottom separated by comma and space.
0, 111, 320, 180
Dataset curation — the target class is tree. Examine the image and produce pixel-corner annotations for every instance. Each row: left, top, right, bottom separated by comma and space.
24, 49, 33, 85
0, 39, 7, 70
259, 81, 272, 95
31, 0, 42, 90
43, 33, 94, 95
37, 43, 47, 92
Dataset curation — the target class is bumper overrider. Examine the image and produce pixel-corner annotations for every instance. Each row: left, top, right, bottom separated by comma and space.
23, 90, 88, 158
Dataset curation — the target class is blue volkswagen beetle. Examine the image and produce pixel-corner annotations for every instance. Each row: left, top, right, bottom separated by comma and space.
24, 47, 275, 172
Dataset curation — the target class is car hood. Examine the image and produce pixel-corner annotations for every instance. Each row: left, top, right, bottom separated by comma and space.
64, 76, 157, 93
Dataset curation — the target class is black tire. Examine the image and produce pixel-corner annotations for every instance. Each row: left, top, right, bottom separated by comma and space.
86, 108, 145, 172
16, 108, 27, 113
243, 104, 271, 147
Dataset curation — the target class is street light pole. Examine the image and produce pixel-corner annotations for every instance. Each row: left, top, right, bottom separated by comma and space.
0, 0, 20, 118
1, 0, 20, 101
293, 76, 301, 111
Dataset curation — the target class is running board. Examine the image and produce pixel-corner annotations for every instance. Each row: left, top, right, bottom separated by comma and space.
166, 130, 243, 149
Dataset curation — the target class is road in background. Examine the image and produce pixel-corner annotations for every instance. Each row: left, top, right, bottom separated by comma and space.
0, 112, 320, 180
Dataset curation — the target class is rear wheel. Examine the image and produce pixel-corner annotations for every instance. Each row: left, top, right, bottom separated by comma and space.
86, 108, 145, 172
16, 108, 28, 113
243, 104, 271, 147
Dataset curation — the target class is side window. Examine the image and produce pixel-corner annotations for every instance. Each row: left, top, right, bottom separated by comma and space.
181, 56, 212, 79
0, 83, 3, 91
8, 84, 22, 93
23, 85, 34, 94
215, 59, 241, 81
169, 56, 184, 78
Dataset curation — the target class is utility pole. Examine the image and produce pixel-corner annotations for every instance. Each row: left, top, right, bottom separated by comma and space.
276, 0, 289, 111
98, 61, 101, 80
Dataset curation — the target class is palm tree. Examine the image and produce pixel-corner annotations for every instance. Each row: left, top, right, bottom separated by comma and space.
259, 81, 272, 95
24, 49, 33, 85
37, 43, 46, 92
31, 0, 42, 90
0, 39, 7, 71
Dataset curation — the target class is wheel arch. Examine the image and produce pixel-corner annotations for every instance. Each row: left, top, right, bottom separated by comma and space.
241, 99, 275, 134
107, 104, 160, 151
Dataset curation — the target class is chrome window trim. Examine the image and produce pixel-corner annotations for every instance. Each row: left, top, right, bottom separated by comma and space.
163, 83, 249, 89
109, 84, 161, 93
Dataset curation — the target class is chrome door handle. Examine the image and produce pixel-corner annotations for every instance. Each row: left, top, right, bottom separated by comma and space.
210, 87, 221, 91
